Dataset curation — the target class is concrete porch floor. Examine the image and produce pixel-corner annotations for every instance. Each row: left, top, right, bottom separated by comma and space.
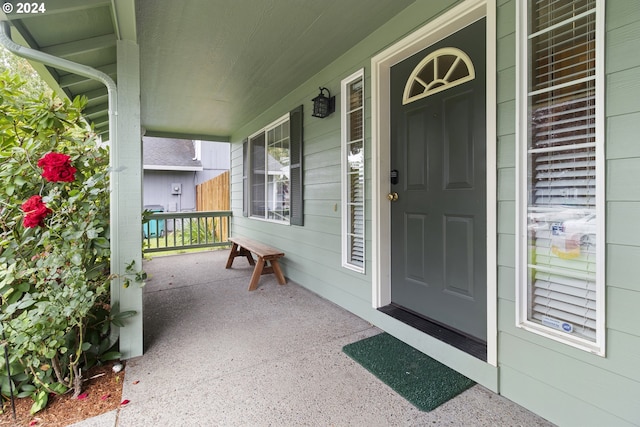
72, 250, 554, 427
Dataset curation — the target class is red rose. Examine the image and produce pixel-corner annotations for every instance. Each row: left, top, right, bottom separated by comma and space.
21, 195, 52, 228
37, 152, 77, 182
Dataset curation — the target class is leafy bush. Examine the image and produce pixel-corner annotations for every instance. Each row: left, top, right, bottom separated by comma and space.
178, 218, 216, 245
0, 71, 136, 413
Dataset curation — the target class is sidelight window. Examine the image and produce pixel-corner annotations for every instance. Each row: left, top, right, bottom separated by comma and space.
516, 0, 604, 354
341, 69, 365, 272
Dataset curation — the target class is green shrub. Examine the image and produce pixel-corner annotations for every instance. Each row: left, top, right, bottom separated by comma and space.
0, 71, 135, 413
178, 217, 216, 245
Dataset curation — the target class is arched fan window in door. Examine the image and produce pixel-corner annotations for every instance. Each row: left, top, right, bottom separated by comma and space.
402, 47, 475, 105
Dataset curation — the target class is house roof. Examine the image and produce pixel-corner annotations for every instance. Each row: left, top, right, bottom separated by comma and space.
143, 137, 202, 171
1, 0, 415, 141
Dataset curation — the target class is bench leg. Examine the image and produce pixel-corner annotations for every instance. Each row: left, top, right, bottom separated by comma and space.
225, 243, 238, 268
270, 259, 286, 285
226, 243, 255, 269
248, 257, 266, 291
244, 248, 256, 266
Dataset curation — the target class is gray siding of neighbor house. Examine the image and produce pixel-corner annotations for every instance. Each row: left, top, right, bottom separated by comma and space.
195, 141, 231, 185
230, 1, 640, 425
143, 170, 198, 212
495, 1, 640, 426
144, 141, 230, 211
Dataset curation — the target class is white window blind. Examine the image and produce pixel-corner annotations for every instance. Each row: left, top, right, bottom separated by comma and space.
342, 70, 365, 272
518, 0, 604, 353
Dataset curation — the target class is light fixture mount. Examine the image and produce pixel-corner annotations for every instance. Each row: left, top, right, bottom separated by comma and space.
311, 87, 335, 118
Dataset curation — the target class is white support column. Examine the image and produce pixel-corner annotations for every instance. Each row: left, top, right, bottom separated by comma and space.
112, 39, 143, 359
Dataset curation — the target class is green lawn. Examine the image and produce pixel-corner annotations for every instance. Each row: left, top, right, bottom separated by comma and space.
143, 230, 230, 257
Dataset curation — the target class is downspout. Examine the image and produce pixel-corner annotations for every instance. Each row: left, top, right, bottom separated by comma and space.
0, 21, 121, 348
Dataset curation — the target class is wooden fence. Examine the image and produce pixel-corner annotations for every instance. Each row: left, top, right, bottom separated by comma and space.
196, 171, 230, 241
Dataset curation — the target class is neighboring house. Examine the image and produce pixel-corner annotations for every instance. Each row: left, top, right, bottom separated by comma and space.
3, 1, 639, 425
142, 137, 230, 212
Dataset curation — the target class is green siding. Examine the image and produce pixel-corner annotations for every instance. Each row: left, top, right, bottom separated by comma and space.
606, 1, 640, 31
496, 33, 515, 72
227, 0, 501, 389
607, 286, 640, 337
607, 244, 640, 290
229, 0, 466, 303
499, 333, 640, 425
607, 68, 640, 117
496, 0, 515, 38
497, 134, 516, 168
497, 168, 515, 201
607, 112, 640, 159
496, 100, 516, 136
496, 1, 640, 425
497, 201, 515, 234
497, 266, 516, 301
498, 299, 640, 380
496, 67, 515, 104
607, 21, 640, 73
227, 0, 640, 424
497, 233, 516, 269
608, 202, 640, 246
608, 158, 640, 200
500, 365, 636, 427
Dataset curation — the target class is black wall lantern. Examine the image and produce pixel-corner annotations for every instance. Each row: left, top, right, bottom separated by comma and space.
311, 87, 335, 118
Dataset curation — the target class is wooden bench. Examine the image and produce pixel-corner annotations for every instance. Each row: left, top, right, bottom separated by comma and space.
225, 236, 286, 291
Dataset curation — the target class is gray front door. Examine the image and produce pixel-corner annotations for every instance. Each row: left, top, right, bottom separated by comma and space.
390, 18, 487, 341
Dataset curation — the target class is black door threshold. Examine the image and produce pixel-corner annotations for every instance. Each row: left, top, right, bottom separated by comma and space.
378, 304, 487, 361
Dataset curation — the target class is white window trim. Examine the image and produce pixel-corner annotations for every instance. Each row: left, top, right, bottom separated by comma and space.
515, 0, 606, 356
193, 140, 202, 161
248, 112, 291, 225
341, 68, 366, 273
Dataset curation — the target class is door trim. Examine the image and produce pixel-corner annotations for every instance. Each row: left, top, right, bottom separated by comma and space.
371, 0, 497, 366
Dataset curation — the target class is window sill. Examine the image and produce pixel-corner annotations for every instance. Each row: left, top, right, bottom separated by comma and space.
342, 262, 365, 274
249, 215, 290, 226
516, 321, 605, 357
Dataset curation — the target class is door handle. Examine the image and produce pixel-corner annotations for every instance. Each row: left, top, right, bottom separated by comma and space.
387, 192, 399, 202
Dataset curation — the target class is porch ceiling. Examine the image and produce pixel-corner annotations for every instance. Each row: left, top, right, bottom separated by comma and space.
2, 0, 415, 141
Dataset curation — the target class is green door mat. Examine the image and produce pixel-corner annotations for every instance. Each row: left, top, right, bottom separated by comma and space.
343, 333, 475, 412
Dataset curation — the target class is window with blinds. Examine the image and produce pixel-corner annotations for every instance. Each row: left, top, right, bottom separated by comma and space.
342, 70, 365, 272
517, 0, 604, 354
